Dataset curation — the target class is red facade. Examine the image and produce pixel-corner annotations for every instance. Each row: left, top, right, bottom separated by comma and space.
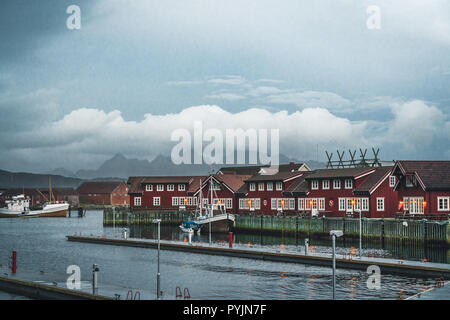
77, 181, 129, 206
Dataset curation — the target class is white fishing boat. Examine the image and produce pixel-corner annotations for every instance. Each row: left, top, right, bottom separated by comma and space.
0, 194, 69, 218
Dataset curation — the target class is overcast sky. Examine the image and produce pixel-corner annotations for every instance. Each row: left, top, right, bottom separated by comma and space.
0, 0, 449, 172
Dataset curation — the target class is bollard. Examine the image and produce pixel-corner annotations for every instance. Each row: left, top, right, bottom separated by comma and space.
92, 264, 99, 295
122, 228, 127, 239
188, 232, 192, 245
228, 232, 233, 248
304, 238, 309, 255
10, 251, 17, 274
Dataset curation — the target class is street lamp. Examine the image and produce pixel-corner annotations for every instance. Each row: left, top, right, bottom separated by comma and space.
330, 230, 344, 300
152, 218, 161, 300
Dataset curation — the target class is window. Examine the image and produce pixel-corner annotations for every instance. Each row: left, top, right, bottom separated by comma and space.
406, 176, 414, 187
178, 184, 185, 191
249, 183, 256, 191
438, 197, 449, 211
345, 179, 353, 189
362, 198, 369, 211
322, 180, 330, 190
276, 182, 283, 191
271, 198, 277, 209
153, 197, 161, 206
145, 184, 153, 191
267, 182, 273, 191
389, 176, 396, 187
298, 198, 305, 210
239, 199, 244, 209
333, 180, 341, 189
134, 197, 141, 206
339, 198, 346, 211
376, 198, 384, 211
311, 180, 319, 190
167, 184, 174, 191
157, 184, 164, 191
172, 197, 179, 206
318, 198, 325, 211
408, 197, 424, 214
258, 183, 265, 191
289, 198, 295, 210
226, 198, 233, 209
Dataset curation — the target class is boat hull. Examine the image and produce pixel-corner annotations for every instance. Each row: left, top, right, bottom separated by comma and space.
194, 214, 235, 233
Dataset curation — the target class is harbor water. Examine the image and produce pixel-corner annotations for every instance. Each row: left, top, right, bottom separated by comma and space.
0, 210, 448, 300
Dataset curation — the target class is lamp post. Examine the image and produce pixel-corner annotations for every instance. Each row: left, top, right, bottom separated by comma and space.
152, 219, 161, 300
330, 230, 344, 300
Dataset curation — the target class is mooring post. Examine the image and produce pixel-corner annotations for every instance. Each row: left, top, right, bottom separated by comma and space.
11, 251, 17, 274
304, 238, 309, 255
92, 264, 99, 295
330, 230, 343, 300
229, 232, 233, 248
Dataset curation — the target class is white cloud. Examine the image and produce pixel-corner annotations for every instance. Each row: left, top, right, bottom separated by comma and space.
205, 92, 246, 101
266, 91, 353, 111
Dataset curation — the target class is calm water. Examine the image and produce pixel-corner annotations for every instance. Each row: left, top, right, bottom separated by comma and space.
0, 211, 444, 300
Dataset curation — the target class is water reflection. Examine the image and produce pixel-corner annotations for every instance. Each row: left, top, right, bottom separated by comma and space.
126, 224, 449, 264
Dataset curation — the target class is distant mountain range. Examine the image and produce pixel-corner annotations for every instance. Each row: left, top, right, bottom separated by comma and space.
0, 153, 326, 189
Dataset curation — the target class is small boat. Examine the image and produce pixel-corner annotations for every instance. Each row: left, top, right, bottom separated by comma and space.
179, 221, 200, 233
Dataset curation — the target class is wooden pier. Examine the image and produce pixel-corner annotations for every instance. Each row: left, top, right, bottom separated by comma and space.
103, 209, 450, 245
67, 235, 450, 278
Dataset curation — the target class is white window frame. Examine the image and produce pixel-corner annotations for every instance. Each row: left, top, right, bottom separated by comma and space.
338, 198, 346, 211
145, 184, 152, 192
438, 197, 449, 211
178, 184, 185, 191
362, 198, 369, 211
345, 179, 353, 189
172, 197, 179, 206
289, 198, 295, 210
376, 197, 384, 211
167, 184, 174, 192
276, 182, 283, 191
258, 182, 265, 191
267, 182, 273, 191
226, 198, 233, 209
311, 180, 319, 190
249, 183, 256, 191
389, 176, 396, 187
239, 199, 244, 210
134, 197, 141, 206
153, 197, 160, 206
322, 180, 330, 190
271, 198, 277, 209
333, 179, 341, 189
156, 184, 164, 192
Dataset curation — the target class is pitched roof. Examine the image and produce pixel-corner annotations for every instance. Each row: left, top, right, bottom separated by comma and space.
187, 176, 209, 194
304, 167, 375, 180
282, 172, 312, 196
127, 176, 145, 194
213, 174, 252, 193
218, 162, 308, 175
397, 161, 450, 191
77, 181, 124, 194
245, 170, 305, 182
353, 166, 393, 195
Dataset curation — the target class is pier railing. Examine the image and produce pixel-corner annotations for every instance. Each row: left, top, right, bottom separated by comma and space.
103, 208, 450, 244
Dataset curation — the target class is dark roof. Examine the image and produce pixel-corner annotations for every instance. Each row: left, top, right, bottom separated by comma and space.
77, 181, 124, 194
127, 176, 209, 195
245, 170, 305, 182
213, 174, 252, 193
282, 172, 313, 196
353, 166, 393, 195
127, 176, 145, 194
397, 161, 450, 191
1, 188, 78, 197
305, 167, 375, 180
219, 162, 308, 175
187, 176, 209, 194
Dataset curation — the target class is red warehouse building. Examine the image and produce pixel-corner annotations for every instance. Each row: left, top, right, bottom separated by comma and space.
236, 163, 311, 215
128, 176, 207, 211
77, 181, 129, 206
284, 166, 398, 218
392, 160, 450, 219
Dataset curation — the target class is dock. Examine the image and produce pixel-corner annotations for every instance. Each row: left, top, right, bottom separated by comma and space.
67, 235, 450, 278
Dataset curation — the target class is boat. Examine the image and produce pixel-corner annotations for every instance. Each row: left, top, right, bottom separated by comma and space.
179, 221, 200, 233
0, 194, 69, 218
189, 177, 235, 233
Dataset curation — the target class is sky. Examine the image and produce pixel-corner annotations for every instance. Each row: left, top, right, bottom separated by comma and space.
0, 0, 449, 173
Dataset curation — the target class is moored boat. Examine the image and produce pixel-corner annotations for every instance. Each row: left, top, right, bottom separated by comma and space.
0, 194, 69, 218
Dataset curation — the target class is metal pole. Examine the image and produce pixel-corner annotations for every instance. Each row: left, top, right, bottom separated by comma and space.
332, 234, 336, 300
92, 264, 99, 295
359, 210, 362, 258
157, 221, 161, 300
112, 206, 115, 233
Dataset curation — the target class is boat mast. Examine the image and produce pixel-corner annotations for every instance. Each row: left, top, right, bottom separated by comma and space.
199, 178, 202, 217
49, 176, 52, 203
210, 175, 213, 217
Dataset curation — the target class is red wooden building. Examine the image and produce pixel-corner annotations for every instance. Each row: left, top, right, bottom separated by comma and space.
77, 181, 129, 206
283, 166, 397, 218
236, 163, 310, 215
128, 176, 207, 211
392, 160, 450, 218
0, 188, 79, 207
